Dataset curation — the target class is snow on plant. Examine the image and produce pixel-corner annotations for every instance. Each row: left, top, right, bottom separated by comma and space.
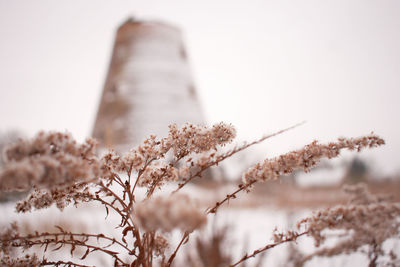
0, 122, 395, 267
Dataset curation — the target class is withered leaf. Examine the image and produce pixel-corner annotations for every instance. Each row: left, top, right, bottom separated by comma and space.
52, 243, 63, 251
105, 206, 109, 219
70, 244, 76, 256
80, 248, 90, 260
55, 225, 64, 233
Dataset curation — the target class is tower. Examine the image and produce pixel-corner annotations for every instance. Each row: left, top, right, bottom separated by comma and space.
92, 19, 205, 152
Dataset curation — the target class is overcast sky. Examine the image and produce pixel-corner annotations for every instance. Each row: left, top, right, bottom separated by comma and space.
0, 0, 399, 176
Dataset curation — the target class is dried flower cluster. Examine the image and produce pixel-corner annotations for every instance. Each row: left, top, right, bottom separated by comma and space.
99, 122, 235, 192
0, 254, 40, 267
243, 134, 384, 185
207, 134, 385, 214
168, 123, 236, 158
0, 122, 392, 267
296, 184, 400, 266
153, 235, 169, 257
0, 132, 104, 191
137, 162, 179, 188
15, 182, 93, 212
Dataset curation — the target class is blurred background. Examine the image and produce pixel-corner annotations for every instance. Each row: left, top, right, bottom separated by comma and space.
0, 1, 399, 177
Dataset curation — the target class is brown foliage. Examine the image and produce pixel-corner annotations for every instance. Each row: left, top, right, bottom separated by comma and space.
0, 123, 392, 266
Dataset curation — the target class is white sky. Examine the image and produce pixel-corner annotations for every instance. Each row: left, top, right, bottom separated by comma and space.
0, 0, 399, 176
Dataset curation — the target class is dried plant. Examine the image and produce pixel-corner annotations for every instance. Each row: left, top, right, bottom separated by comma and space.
0, 122, 391, 266
295, 184, 400, 267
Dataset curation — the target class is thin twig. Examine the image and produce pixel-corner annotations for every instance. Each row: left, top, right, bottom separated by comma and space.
99, 181, 129, 210
41, 260, 96, 267
167, 231, 189, 266
93, 195, 132, 228
207, 181, 255, 214
20, 238, 127, 265
9, 231, 133, 255
230, 231, 308, 267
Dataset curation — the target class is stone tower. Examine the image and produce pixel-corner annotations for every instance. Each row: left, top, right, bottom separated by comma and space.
92, 19, 205, 152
